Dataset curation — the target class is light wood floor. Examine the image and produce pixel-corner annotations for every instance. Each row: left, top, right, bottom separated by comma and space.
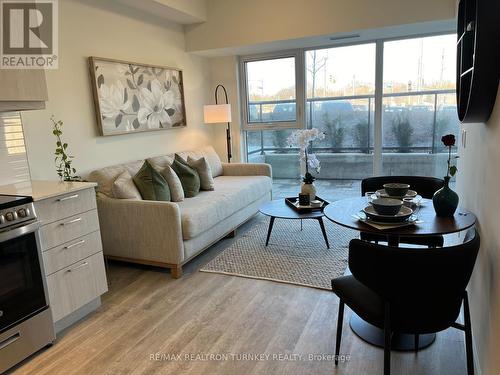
11, 217, 468, 375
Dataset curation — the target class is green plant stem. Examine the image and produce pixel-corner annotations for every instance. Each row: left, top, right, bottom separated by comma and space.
304, 146, 309, 175
447, 145, 451, 178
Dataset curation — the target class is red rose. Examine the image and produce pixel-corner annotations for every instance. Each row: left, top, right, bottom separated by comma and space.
441, 134, 455, 147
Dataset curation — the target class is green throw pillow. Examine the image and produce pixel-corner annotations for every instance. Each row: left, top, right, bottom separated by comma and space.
132, 160, 171, 201
171, 154, 200, 197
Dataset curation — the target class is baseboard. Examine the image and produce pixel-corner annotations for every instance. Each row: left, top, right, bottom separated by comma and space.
54, 297, 101, 334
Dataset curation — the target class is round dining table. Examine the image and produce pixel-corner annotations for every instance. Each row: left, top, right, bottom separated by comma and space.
324, 196, 477, 351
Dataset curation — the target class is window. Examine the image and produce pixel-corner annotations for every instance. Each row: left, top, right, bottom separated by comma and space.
240, 51, 304, 130
306, 44, 376, 156
242, 33, 458, 180
381, 34, 458, 176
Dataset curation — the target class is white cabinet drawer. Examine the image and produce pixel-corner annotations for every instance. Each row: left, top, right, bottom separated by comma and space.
42, 231, 103, 276
47, 252, 108, 322
40, 210, 100, 251
35, 188, 96, 224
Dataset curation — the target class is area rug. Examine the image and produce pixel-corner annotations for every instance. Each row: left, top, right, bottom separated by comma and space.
200, 215, 358, 290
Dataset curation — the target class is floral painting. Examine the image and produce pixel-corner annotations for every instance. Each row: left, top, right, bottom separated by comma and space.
89, 57, 186, 136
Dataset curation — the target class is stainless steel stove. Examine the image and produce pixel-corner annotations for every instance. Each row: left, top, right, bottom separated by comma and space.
0, 194, 55, 373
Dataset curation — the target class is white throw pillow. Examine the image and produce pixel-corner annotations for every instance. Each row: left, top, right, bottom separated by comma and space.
188, 156, 214, 191
160, 165, 185, 202
112, 170, 142, 199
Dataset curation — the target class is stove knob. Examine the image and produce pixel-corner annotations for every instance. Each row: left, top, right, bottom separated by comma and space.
17, 208, 27, 218
5, 212, 15, 221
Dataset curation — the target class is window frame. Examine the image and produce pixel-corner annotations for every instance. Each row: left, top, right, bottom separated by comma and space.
239, 49, 305, 131
240, 31, 457, 169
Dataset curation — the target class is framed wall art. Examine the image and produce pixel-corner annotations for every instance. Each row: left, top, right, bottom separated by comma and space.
89, 57, 187, 136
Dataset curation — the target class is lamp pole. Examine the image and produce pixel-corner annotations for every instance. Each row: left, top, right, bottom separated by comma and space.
214, 84, 232, 163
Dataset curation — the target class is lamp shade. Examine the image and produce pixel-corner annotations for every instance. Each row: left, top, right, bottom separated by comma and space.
204, 104, 232, 123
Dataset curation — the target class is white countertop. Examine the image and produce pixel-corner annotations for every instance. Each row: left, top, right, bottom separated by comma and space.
0, 180, 97, 201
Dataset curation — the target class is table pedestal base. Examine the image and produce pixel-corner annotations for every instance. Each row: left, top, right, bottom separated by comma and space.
350, 313, 436, 351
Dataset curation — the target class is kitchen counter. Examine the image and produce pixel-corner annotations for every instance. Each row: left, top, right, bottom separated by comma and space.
0, 180, 97, 201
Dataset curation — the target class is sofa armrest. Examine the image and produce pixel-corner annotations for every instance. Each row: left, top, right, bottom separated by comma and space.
222, 162, 272, 178
96, 194, 184, 265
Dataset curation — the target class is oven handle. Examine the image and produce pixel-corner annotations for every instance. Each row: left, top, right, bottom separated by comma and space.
0, 332, 21, 351
0, 221, 40, 243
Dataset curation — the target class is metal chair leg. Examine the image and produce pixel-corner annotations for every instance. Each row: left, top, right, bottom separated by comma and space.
463, 292, 475, 375
335, 300, 345, 366
384, 303, 391, 375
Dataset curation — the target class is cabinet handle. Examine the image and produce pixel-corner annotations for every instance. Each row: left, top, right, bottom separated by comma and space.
64, 239, 85, 250
57, 194, 79, 202
60, 217, 82, 226
0, 332, 20, 351
67, 261, 89, 273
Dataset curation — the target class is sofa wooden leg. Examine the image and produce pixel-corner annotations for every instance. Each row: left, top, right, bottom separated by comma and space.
171, 265, 182, 279
225, 229, 237, 238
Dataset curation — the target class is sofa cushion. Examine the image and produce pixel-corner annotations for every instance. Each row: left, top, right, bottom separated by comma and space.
88, 160, 144, 198
176, 175, 272, 240
188, 156, 214, 191
133, 161, 171, 201
179, 146, 223, 178
148, 145, 223, 178
89, 146, 222, 198
158, 165, 184, 202
112, 171, 142, 199
172, 154, 201, 198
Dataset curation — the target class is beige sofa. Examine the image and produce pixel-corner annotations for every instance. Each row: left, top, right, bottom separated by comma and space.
88, 146, 272, 278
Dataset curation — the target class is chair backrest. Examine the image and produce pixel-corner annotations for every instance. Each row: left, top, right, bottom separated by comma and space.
361, 176, 444, 199
348, 229, 480, 333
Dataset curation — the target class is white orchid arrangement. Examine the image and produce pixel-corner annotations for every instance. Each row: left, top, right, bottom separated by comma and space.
287, 128, 325, 183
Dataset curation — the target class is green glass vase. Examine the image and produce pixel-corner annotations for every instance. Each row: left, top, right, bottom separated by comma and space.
432, 176, 459, 217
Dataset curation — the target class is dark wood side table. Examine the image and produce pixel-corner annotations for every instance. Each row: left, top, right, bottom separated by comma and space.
324, 197, 477, 351
259, 200, 330, 249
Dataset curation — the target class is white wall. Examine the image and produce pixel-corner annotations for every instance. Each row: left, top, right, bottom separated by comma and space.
208, 56, 243, 162
21, 0, 213, 180
185, 0, 456, 53
457, 85, 500, 375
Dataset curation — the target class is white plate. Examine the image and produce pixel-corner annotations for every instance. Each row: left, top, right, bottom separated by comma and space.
376, 189, 418, 199
357, 213, 419, 226
363, 205, 413, 223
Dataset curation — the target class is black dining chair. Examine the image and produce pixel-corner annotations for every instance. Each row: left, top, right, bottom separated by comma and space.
361, 176, 445, 247
331, 228, 480, 375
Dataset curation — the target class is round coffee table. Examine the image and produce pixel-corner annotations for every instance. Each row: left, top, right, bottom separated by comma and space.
259, 200, 330, 249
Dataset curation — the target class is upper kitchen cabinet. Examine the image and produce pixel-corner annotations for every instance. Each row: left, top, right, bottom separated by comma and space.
0, 69, 48, 111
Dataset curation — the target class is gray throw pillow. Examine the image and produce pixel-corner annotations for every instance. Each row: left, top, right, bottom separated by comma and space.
112, 170, 142, 199
160, 165, 184, 202
187, 156, 214, 191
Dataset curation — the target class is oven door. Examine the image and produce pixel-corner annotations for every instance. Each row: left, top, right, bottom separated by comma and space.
0, 221, 48, 334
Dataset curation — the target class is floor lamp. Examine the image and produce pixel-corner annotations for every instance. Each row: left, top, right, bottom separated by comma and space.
204, 85, 232, 163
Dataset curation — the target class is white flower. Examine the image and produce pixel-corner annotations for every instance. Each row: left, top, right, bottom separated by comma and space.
287, 129, 325, 174
137, 79, 175, 129
287, 128, 325, 149
98, 82, 129, 119
307, 154, 321, 173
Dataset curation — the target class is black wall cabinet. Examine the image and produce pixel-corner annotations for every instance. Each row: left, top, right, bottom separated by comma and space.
456, 0, 500, 123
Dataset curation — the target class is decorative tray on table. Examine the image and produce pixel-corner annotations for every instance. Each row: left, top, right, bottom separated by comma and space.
285, 196, 329, 213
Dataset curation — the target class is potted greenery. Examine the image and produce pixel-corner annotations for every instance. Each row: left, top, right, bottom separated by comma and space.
51, 116, 81, 182
432, 134, 459, 216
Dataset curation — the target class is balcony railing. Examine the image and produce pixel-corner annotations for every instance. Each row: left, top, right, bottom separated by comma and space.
247, 89, 457, 156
